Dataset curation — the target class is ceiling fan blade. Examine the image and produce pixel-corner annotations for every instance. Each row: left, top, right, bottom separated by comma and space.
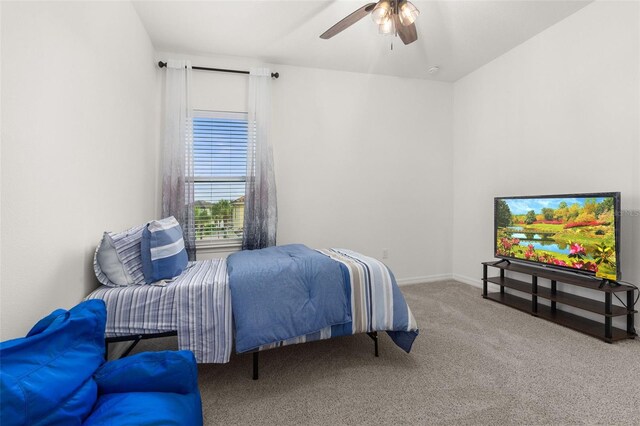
320, 3, 377, 39
395, 15, 418, 45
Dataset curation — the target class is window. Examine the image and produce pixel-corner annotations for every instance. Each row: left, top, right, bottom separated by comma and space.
192, 110, 247, 245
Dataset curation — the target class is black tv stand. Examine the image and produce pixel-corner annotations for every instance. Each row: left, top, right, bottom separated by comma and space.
482, 261, 637, 343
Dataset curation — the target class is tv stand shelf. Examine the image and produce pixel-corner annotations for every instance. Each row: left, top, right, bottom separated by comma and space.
482, 261, 637, 343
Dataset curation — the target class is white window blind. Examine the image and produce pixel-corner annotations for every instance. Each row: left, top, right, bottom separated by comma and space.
192, 110, 247, 243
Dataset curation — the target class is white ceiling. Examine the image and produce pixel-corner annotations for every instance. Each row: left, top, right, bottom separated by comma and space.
132, 0, 592, 82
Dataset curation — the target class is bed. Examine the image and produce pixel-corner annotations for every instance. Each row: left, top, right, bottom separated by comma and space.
86, 245, 419, 378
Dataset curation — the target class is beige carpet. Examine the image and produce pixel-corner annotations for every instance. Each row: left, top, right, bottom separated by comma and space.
132, 281, 640, 425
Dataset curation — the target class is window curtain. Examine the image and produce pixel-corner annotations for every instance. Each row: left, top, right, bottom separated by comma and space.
243, 68, 277, 250
162, 59, 196, 260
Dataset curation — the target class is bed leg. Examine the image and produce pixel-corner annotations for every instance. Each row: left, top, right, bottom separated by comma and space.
252, 352, 259, 380
367, 332, 379, 357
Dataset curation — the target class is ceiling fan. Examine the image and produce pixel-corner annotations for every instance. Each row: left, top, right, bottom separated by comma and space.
320, 0, 419, 45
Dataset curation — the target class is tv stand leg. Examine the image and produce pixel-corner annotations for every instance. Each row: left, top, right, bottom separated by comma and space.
482, 264, 488, 298
628, 290, 636, 337
531, 276, 538, 314
605, 293, 612, 340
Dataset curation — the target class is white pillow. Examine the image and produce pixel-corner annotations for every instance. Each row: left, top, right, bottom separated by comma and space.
95, 234, 133, 286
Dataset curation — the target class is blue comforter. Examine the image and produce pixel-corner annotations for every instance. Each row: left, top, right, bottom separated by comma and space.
227, 244, 351, 353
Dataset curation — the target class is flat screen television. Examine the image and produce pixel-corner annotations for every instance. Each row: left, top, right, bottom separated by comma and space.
494, 192, 620, 281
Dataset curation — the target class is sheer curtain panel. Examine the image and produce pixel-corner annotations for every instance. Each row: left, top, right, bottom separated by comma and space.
162, 60, 196, 260
243, 68, 277, 250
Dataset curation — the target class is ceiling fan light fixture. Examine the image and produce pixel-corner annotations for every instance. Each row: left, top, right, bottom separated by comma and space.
319, 0, 418, 45
398, 1, 420, 26
371, 0, 391, 25
378, 16, 394, 35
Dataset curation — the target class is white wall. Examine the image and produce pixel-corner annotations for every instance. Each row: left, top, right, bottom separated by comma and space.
452, 1, 639, 326
0, 2, 3, 320
158, 52, 454, 281
272, 65, 453, 282
0, 1, 160, 339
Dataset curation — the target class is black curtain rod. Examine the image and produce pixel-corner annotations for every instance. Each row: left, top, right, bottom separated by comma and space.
158, 61, 279, 79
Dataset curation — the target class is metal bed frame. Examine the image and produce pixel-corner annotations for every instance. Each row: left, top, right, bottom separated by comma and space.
106, 331, 380, 380
105, 331, 178, 359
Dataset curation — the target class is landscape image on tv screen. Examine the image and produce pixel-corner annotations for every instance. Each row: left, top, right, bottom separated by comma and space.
495, 194, 619, 280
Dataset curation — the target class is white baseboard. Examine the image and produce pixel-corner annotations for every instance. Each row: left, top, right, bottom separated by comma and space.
395, 273, 485, 289
396, 274, 453, 286
452, 273, 482, 289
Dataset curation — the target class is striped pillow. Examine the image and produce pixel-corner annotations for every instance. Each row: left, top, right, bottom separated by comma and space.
141, 217, 188, 284
93, 224, 146, 287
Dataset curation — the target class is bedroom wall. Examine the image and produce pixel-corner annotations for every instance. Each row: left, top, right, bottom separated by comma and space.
273, 64, 453, 283
0, 1, 160, 339
0, 2, 3, 318
158, 52, 454, 283
452, 0, 640, 327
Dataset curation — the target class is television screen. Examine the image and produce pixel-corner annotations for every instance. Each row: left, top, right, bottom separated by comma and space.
495, 193, 620, 281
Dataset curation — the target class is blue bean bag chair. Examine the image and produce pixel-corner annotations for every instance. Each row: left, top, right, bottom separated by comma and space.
0, 299, 203, 426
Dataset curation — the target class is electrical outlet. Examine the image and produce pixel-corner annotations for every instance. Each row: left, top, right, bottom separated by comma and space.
382, 248, 389, 259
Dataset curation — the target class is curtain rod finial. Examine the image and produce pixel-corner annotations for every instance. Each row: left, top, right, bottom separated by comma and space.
158, 61, 167, 68
271, 72, 279, 79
